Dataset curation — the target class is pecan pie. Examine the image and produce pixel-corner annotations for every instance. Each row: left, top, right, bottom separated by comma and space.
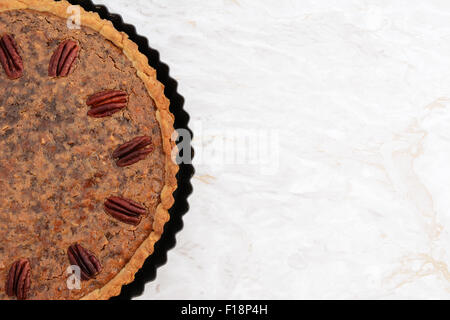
0, 0, 178, 300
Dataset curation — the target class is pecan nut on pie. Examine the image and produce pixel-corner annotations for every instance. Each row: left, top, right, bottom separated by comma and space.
0, 0, 178, 300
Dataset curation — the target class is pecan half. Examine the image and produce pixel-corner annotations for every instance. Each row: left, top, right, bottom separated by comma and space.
112, 136, 153, 167
67, 244, 102, 281
86, 90, 128, 118
6, 259, 31, 300
104, 196, 147, 225
0, 34, 23, 79
48, 40, 79, 77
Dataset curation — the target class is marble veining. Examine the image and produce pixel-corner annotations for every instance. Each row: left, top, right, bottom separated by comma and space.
93, 0, 450, 299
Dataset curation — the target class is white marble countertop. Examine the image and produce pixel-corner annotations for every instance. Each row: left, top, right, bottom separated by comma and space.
93, 0, 450, 299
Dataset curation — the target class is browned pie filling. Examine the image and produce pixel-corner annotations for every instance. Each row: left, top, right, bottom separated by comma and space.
0, 9, 166, 299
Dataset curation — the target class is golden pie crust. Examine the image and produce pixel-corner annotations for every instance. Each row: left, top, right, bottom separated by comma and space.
0, 0, 178, 299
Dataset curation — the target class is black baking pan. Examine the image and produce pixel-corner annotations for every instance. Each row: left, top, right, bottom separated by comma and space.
61, 0, 194, 300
